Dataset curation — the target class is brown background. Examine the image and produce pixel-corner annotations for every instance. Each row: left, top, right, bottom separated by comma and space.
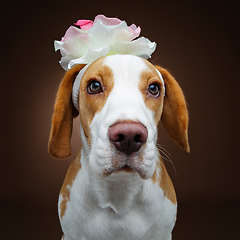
1, 0, 239, 239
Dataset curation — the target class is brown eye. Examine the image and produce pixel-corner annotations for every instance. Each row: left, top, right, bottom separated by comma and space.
148, 83, 160, 97
87, 81, 103, 94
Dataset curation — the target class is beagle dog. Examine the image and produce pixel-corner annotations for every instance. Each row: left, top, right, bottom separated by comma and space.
49, 54, 189, 240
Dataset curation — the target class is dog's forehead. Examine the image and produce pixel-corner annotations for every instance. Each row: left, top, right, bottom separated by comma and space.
103, 55, 152, 82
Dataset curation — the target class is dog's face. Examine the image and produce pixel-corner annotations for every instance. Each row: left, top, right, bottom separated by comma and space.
79, 55, 164, 179
49, 54, 189, 179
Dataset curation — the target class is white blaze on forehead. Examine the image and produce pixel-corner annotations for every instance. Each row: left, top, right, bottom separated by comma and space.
103, 55, 150, 121
103, 55, 148, 85
90, 55, 157, 134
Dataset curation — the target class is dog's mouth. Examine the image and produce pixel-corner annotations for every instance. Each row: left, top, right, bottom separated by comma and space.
101, 155, 150, 179
111, 162, 149, 179
106, 152, 149, 179
101, 154, 138, 177
114, 165, 135, 173
96, 141, 152, 179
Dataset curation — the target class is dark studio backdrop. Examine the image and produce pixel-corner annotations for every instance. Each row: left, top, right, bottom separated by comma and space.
1, 0, 239, 239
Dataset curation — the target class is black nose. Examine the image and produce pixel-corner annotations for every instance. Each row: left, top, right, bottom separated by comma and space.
108, 122, 148, 155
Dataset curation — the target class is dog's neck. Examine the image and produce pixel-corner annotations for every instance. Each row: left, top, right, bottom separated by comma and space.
80, 125, 145, 215
90, 171, 143, 215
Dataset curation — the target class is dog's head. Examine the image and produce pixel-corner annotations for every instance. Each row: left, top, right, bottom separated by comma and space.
49, 55, 189, 179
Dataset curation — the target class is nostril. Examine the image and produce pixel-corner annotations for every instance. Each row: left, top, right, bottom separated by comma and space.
134, 134, 142, 143
117, 134, 125, 142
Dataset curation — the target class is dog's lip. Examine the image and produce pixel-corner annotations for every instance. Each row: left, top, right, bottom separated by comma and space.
114, 165, 135, 173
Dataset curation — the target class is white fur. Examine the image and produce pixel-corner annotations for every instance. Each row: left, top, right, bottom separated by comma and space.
59, 55, 177, 240
89, 56, 158, 179
60, 163, 176, 240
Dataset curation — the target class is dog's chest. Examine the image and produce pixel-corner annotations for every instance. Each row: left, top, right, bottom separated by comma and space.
59, 165, 177, 240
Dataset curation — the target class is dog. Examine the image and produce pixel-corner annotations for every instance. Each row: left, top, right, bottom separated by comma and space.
49, 54, 189, 240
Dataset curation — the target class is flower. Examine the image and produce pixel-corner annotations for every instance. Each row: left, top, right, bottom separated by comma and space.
54, 14, 156, 71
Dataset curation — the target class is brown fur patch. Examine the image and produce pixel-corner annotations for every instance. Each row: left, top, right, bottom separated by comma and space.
159, 159, 177, 204
155, 65, 190, 152
48, 64, 85, 159
59, 149, 82, 218
151, 157, 177, 204
79, 58, 114, 143
151, 167, 158, 184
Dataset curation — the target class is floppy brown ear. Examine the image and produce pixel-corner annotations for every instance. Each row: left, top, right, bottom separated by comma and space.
155, 65, 190, 152
48, 64, 85, 159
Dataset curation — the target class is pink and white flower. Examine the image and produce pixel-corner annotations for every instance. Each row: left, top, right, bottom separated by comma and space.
54, 15, 156, 71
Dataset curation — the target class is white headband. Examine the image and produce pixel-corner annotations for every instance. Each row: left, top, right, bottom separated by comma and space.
72, 64, 89, 111
155, 68, 166, 96
72, 64, 165, 111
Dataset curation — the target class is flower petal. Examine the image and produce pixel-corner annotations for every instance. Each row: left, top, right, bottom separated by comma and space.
59, 55, 78, 71
128, 24, 141, 40
68, 46, 110, 69
94, 14, 122, 26
75, 20, 93, 30
61, 26, 88, 42
55, 37, 90, 57
111, 37, 156, 59
88, 20, 133, 49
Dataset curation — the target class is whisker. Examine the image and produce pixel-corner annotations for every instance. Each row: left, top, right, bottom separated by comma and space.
157, 144, 171, 157
82, 145, 91, 152
156, 144, 177, 178
157, 144, 171, 160
151, 57, 159, 64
